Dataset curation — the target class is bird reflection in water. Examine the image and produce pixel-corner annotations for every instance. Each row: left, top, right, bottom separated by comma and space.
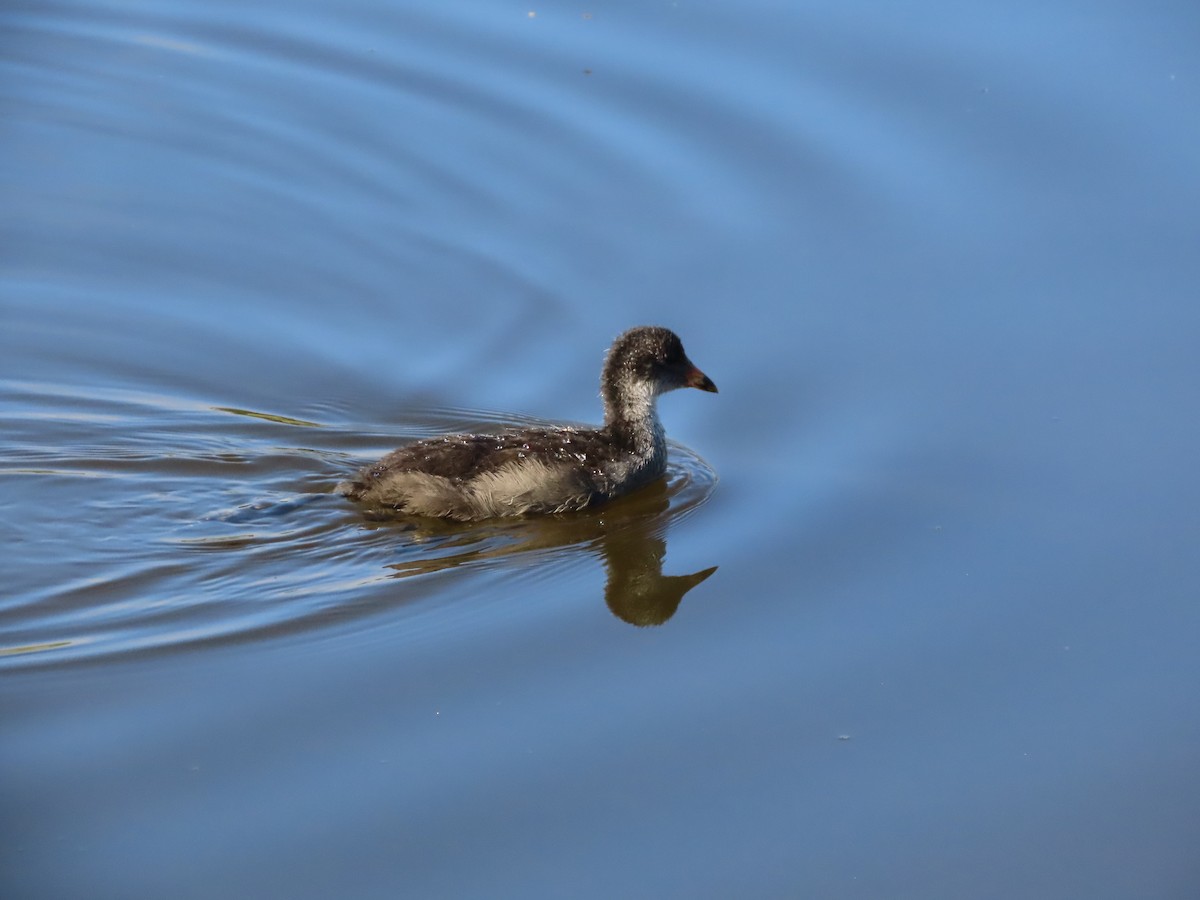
370, 479, 716, 626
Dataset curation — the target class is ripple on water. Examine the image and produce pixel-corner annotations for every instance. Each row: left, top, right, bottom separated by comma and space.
3, 1, 735, 671
0, 383, 718, 670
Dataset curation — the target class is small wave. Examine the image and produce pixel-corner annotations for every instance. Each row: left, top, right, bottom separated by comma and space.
0, 393, 717, 670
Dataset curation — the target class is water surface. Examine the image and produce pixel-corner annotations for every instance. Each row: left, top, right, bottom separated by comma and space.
3, 0, 1199, 897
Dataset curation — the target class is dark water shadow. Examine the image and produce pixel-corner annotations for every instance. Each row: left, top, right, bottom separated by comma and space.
365, 479, 718, 627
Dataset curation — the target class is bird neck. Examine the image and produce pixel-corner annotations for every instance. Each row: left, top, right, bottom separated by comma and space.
603, 376, 665, 460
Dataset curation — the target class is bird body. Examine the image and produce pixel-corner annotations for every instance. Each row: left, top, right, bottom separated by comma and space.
338, 326, 716, 520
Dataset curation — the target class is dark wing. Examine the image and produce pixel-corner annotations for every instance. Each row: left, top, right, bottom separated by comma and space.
364, 426, 611, 482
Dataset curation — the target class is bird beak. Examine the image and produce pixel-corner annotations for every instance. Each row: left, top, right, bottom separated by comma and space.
685, 365, 718, 393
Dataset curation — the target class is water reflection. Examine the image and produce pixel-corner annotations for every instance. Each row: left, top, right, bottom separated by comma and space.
600, 517, 717, 627
373, 479, 717, 627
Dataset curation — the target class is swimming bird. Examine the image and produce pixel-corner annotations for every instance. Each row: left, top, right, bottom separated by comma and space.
338, 325, 717, 520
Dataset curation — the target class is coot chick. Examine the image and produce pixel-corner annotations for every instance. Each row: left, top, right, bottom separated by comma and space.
338, 326, 716, 520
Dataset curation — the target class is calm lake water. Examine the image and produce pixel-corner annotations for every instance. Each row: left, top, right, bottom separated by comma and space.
3, 0, 1199, 896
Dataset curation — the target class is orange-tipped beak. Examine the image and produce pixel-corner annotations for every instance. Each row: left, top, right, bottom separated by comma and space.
686, 366, 718, 393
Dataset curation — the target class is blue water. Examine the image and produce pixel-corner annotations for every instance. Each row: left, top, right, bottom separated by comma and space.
3, 1, 1199, 897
